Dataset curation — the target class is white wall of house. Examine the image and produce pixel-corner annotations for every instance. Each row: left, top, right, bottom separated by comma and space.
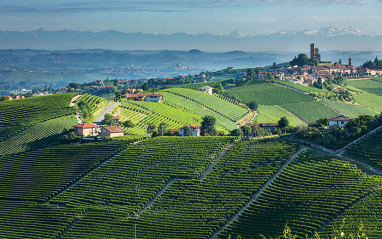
146, 96, 160, 102
329, 120, 347, 128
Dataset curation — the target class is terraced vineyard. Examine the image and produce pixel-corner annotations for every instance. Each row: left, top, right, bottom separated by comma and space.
0, 140, 131, 202
345, 128, 382, 169
219, 151, 382, 239
56, 139, 299, 238
162, 88, 250, 122
161, 91, 238, 130
320, 189, 382, 238
352, 91, 382, 112
76, 94, 107, 112
0, 115, 77, 156
0, 93, 76, 141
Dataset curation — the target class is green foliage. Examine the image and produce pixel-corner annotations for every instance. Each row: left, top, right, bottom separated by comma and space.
122, 119, 135, 128
142, 82, 149, 91
278, 117, 289, 129
247, 68, 256, 81
0, 93, 76, 141
201, 115, 217, 136
241, 125, 252, 137
255, 105, 306, 127
0, 96, 9, 101
290, 53, 309, 66
362, 56, 382, 69
101, 113, 116, 126
283, 101, 338, 123
322, 99, 377, 118
248, 101, 258, 111
220, 151, 382, 239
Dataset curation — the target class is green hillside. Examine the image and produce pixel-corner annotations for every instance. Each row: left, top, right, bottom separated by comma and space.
0, 93, 76, 141
347, 77, 382, 96
220, 151, 382, 239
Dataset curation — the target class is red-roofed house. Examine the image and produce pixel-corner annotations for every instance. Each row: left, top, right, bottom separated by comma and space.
73, 123, 100, 136
101, 126, 125, 138
126, 93, 146, 101
178, 125, 201, 136
113, 116, 120, 123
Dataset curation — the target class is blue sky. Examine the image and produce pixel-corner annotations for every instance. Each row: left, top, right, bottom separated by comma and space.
0, 0, 381, 35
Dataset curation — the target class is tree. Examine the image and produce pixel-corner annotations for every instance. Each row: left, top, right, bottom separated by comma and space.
77, 101, 93, 122
122, 120, 135, 128
0, 96, 9, 101
201, 115, 217, 136
101, 113, 116, 126
159, 122, 169, 136
241, 125, 252, 138
230, 129, 240, 136
68, 83, 81, 89
290, 53, 309, 67
247, 68, 256, 81
183, 126, 192, 136
248, 101, 258, 111
142, 82, 149, 91
278, 117, 289, 129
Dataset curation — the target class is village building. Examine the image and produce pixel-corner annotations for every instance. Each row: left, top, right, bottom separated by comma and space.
126, 93, 146, 101
124, 88, 138, 94
73, 123, 100, 137
59, 87, 68, 93
328, 115, 351, 128
200, 86, 214, 95
146, 93, 164, 102
178, 125, 201, 136
101, 126, 125, 138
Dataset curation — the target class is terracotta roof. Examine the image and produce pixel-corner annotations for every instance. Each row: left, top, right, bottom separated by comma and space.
113, 116, 120, 120
179, 125, 201, 129
73, 123, 100, 128
146, 92, 164, 97
328, 114, 351, 122
259, 123, 279, 127
169, 129, 179, 133
104, 126, 125, 133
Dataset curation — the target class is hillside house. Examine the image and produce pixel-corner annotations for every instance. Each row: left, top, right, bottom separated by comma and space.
179, 125, 201, 136
259, 123, 279, 133
73, 123, 100, 137
328, 114, 351, 128
200, 86, 214, 95
126, 93, 146, 101
5, 96, 13, 100
113, 116, 120, 123
101, 126, 125, 138
124, 88, 137, 94
146, 93, 164, 102
60, 87, 68, 93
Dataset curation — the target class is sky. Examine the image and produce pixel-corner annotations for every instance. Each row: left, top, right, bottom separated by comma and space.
0, 0, 381, 35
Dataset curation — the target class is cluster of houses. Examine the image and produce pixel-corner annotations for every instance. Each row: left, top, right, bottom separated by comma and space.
72, 123, 125, 139
3, 95, 25, 101
125, 89, 165, 102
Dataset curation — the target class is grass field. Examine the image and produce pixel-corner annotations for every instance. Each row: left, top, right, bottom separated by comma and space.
322, 99, 378, 118
282, 100, 338, 123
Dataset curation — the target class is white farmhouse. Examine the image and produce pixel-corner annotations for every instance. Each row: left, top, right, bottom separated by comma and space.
178, 125, 201, 136
328, 114, 351, 128
146, 93, 164, 102
200, 86, 214, 95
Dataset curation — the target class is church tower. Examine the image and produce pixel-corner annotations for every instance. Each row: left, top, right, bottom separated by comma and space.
349, 57, 352, 66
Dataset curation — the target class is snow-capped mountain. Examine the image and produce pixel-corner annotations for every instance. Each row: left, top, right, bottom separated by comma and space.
229, 29, 243, 38
272, 26, 375, 37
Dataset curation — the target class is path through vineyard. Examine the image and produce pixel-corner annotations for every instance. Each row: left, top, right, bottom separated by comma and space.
93, 102, 121, 125
210, 146, 307, 239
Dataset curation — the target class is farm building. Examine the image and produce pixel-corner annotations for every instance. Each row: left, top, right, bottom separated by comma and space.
73, 123, 100, 137
200, 86, 214, 95
126, 93, 146, 101
179, 125, 201, 137
328, 114, 351, 128
146, 93, 164, 102
101, 126, 125, 138
259, 123, 279, 132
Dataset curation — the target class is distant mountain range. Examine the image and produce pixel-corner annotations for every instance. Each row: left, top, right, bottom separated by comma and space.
0, 27, 381, 51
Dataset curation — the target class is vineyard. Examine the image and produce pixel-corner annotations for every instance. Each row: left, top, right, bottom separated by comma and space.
117, 101, 203, 135
255, 105, 306, 126
282, 100, 338, 123
55, 139, 298, 238
320, 189, 382, 238
347, 78, 382, 96
352, 91, 382, 112
322, 99, 378, 118
0, 93, 76, 141
0, 140, 131, 202
226, 83, 313, 105
0, 115, 77, 156
161, 88, 250, 122
219, 151, 382, 239
161, 91, 238, 130
76, 94, 107, 112
345, 128, 382, 169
